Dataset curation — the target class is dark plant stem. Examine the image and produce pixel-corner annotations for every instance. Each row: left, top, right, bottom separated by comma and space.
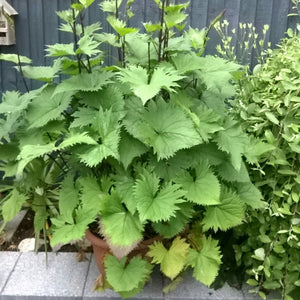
158, 0, 166, 61
148, 41, 151, 73
17, 52, 29, 92
79, 11, 92, 73
47, 154, 66, 173
122, 36, 126, 67
71, 8, 82, 73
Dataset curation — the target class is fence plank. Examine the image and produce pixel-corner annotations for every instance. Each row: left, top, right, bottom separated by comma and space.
0, 0, 299, 94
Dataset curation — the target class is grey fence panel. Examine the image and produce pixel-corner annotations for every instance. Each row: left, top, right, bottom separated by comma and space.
0, 0, 299, 94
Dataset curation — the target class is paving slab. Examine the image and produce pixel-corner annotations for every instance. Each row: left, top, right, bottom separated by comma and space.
2, 211, 27, 242
164, 271, 245, 300
0, 252, 20, 294
1, 252, 91, 300
83, 256, 164, 300
242, 285, 281, 300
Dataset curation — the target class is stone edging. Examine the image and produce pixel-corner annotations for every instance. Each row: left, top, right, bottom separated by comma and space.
0, 251, 269, 300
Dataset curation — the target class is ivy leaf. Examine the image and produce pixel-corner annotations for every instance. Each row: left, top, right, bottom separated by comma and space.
216, 118, 248, 171
175, 161, 220, 205
53, 70, 114, 95
118, 65, 184, 105
202, 188, 245, 231
27, 85, 74, 129
119, 130, 148, 169
152, 202, 194, 238
101, 192, 143, 246
134, 169, 185, 222
125, 99, 200, 159
187, 236, 222, 286
2, 189, 28, 223
148, 237, 190, 279
105, 255, 152, 292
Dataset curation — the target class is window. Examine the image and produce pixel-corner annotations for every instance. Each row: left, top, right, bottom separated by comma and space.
0, 32, 6, 37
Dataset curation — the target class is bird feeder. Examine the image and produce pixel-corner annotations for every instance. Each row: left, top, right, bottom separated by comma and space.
0, 0, 18, 45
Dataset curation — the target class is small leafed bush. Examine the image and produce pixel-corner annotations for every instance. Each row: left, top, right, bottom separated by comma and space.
233, 27, 300, 300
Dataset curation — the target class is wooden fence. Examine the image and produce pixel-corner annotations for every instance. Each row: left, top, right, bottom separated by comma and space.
0, 0, 299, 94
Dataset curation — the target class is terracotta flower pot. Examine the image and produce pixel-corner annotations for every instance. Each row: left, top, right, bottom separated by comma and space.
85, 229, 162, 277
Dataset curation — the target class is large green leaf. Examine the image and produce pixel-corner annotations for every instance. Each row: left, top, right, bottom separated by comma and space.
105, 255, 152, 292
0, 91, 35, 114
175, 161, 220, 205
125, 99, 201, 160
20, 61, 61, 82
119, 130, 148, 169
107, 15, 138, 36
58, 175, 80, 224
118, 65, 184, 105
79, 176, 105, 212
27, 85, 74, 129
53, 70, 114, 95
76, 35, 101, 57
198, 56, 240, 98
114, 171, 136, 214
134, 169, 185, 222
152, 202, 194, 238
215, 118, 248, 171
70, 107, 97, 129
0, 53, 31, 64
2, 189, 28, 223
148, 237, 190, 279
202, 188, 245, 231
78, 108, 120, 167
235, 182, 266, 209
187, 236, 222, 286
101, 192, 143, 246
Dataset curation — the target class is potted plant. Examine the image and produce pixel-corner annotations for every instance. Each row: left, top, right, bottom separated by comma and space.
0, 0, 263, 297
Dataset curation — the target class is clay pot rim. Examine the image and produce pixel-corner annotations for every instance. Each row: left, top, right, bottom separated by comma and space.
85, 229, 163, 251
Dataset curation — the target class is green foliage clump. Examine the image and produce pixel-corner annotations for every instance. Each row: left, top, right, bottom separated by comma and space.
0, 0, 262, 297
233, 28, 300, 300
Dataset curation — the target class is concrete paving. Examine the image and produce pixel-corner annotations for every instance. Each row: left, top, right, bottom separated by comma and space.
0, 252, 269, 300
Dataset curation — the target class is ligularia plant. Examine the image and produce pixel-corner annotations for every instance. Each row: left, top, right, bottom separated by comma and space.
0, 0, 263, 297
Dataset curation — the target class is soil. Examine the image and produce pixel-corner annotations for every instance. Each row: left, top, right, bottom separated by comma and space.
0, 210, 87, 253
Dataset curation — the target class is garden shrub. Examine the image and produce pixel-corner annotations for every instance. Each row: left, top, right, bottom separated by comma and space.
233, 27, 300, 300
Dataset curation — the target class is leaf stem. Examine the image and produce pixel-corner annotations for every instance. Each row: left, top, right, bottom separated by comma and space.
158, 0, 166, 61
17, 52, 29, 92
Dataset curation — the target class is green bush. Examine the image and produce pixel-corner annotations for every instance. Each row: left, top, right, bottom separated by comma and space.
233, 27, 300, 300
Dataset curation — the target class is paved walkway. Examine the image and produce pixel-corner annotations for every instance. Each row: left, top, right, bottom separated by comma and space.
0, 251, 266, 300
